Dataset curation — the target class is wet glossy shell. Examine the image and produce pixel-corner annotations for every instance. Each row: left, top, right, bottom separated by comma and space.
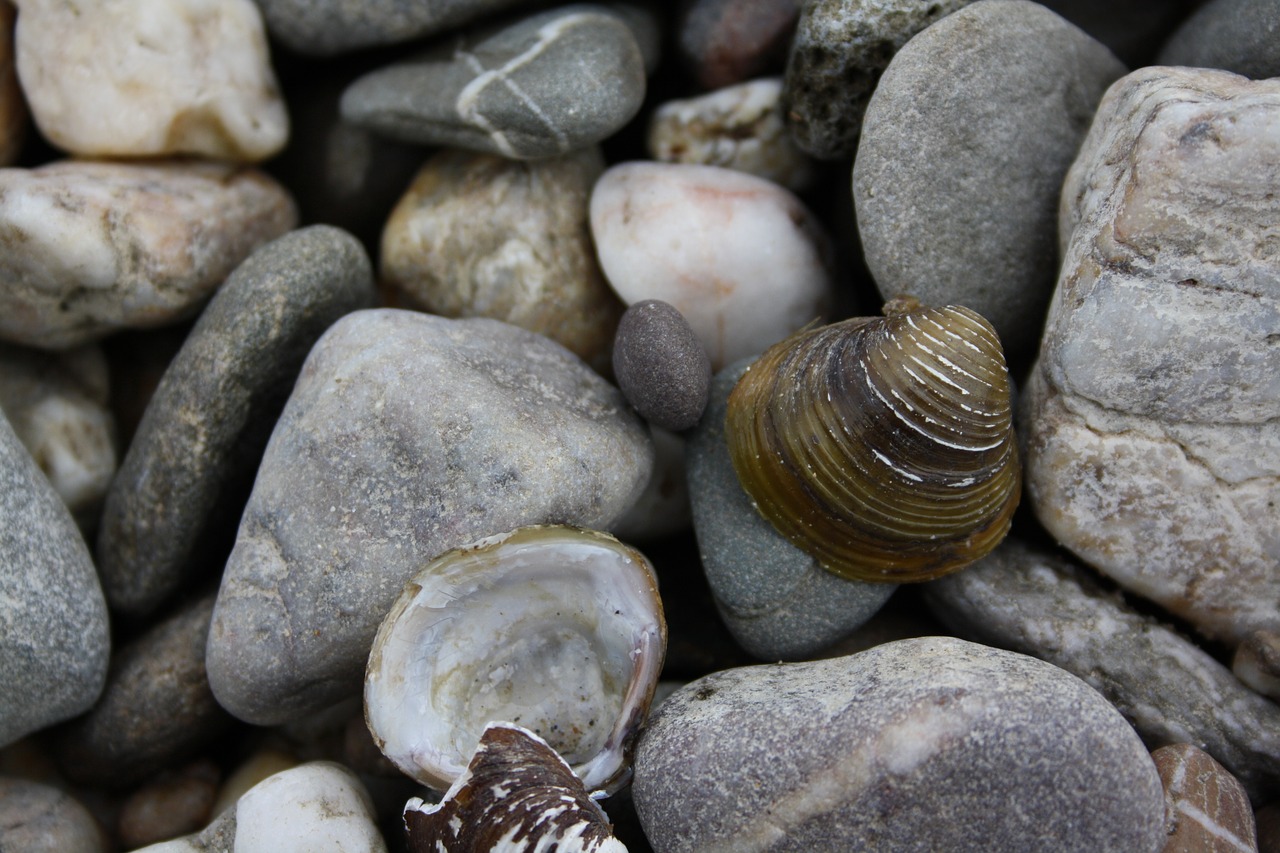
725, 298, 1020, 583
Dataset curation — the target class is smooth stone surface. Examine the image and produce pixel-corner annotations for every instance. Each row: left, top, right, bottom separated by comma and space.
633, 636, 1167, 852
609, 424, 692, 542
0, 777, 106, 852
1158, 0, 1280, 80
380, 147, 621, 372
14, 0, 287, 161
207, 310, 652, 724
686, 358, 896, 659
97, 225, 375, 617
591, 161, 833, 371
613, 300, 711, 432
341, 6, 645, 159
1026, 67, 1280, 646
647, 77, 813, 190
853, 0, 1125, 357
0, 2, 24, 167
117, 760, 220, 851
782, 0, 973, 160
924, 539, 1280, 800
1153, 744, 1258, 853
0, 160, 297, 350
677, 0, 799, 90
1235, 631, 1280, 702
233, 763, 385, 852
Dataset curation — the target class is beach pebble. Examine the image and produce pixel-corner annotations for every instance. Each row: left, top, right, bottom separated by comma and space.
341, 6, 646, 160
1158, 0, 1280, 80
0, 2, 24, 167
14, 0, 287, 161
633, 636, 1166, 852
206, 309, 652, 725
116, 760, 221, 851
1024, 67, 1280, 647
677, 0, 799, 90
609, 424, 692, 541
1235, 631, 1280, 702
613, 300, 711, 432
853, 0, 1125, 357
590, 161, 833, 371
1037, 0, 1210, 66
1152, 744, 1258, 853
96, 225, 375, 617
0, 777, 106, 852
0, 160, 297, 350
647, 77, 813, 190
782, 0, 973, 160
924, 539, 1280, 800
686, 358, 896, 659
380, 147, 621, 372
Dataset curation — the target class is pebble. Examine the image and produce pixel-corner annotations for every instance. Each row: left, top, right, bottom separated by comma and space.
647, 77, 814, 190
609, 425, 693, 542
14, 0, 287, 161
677, 0, 799, 91
1152, 744, 1258, 853
116, 760, 221, 851
633, 636, 1167, 852
1158, 0, 1280, 80
1036, 0, 1214, 67
380, 146, 622, 372
852, 0, 1125, 358
590, 161, 833, 371
0, 160, 297, 350
0, 2, 23, 166
1025, 67, 1280, 647
782, 0, 973, 160
924, 539, 1280, 800
613, 300, 711, 432
96, 225, 375, 617
340, 6, 646, 159
1235, 631, 1280, 702
206, 309, 653, 725
686, 358, 897, 659
0, 776, 106, 852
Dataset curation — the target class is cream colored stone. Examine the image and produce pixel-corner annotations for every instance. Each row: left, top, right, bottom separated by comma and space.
0, 159, 297, 349
232, 762, 387, 852
14, 0, 287, 161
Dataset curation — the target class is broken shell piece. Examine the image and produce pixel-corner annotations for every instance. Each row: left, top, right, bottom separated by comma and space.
365, 525, 666, 796
404, 722, 627, 853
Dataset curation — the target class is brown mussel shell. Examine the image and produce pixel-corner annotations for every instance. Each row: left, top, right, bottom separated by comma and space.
725, 297, 1020, 583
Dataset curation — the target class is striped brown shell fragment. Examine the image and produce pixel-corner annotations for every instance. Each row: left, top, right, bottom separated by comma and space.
725, 297, 1020, 583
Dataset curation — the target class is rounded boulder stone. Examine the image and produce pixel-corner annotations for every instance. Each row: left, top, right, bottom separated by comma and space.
613, 300, 711, 432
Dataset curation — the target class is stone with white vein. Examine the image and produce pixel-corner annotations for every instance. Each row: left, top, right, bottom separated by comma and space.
1152, 744, 1257, 853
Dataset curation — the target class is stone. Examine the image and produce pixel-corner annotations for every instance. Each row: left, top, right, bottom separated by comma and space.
341, 6, 646, 160
380, 147, 622, 373
609, 425, 693, 542
852, 0, 1125, 358
0, 777, 106, 852
0, 160, 297, 350
633, 636, 1167, 852
14, 0, 287, 161
0, 410, 109, 748
206, 309, 652, 725
590, 161, 834, 371
1036, 0, 1208, 67
97, 225, 375, 617
677, 0, 799, 91
1235, 631, 1280, 702
117, 760, 221, 850
1024, 67, 1280, 647
782, 0, 973, 160
0, 1, 24, 167
924, 539, 1280, 800
613, 299, 711, 432
0, 343, 115, 531
1158, 0, 1280, 80
686, 358, 896, 659
647, 76, 814, 190
1152, 744, 1258, 853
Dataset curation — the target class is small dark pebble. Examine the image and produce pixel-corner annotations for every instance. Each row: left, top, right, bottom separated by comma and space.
613, 299, 711, 432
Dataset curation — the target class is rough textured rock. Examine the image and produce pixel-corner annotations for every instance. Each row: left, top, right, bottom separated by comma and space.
677, 0, 799, 90
0, 777, 106, 852
633, 636, 1167, 852
1024, 67, 1280, 646
613, 300, 711, 432
1153, 744, 1258, 853
852, 0, 1125, 357
97, 226, 375, 616
0, 160, 297, 349
380, 147, 621, 372
1158, 0, 1280, 80
206, 309, 652, 724
14, 0, 287, 161
924, 539, 1280, 800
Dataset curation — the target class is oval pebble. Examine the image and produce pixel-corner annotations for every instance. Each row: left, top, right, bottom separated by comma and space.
613, 299, 711, 432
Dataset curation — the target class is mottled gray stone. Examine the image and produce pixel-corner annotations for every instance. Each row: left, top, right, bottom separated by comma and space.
613, 300, 711, 432
924, 539, 1280, 801
1159, 0, 1280, 80
1152, 744, 1258, 853
206, 309, 652, 724
0, 411, 108, 747
97, 225, 375, 617
340, 6, 645, 160
0, 777, 106, 852
685, 358, 895, 659
852, 0, 1124, 357
633, 636, 1167, 852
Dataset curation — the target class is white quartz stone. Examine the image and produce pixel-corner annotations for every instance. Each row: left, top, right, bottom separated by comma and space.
232, 762, 387, 853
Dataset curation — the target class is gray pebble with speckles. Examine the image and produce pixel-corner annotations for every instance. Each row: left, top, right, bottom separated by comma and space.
613, 300, 711, 432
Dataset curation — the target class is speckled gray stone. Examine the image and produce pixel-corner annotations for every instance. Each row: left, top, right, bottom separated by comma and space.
96, 225, 375, 617
852, 0, 1125, 357
340, 6, 645, 160
1158, 0, 1280, 80
206, 309, 652, 725
633, 636, 1167, 852
0, 777, 106, 852
613, 300, 711, 432
924, 539, 1280, 801
685, 357, 896, 659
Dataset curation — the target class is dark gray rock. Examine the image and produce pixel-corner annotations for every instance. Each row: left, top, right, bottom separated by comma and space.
677, 0, 799, 90
1037, 0, 1204, 67
1158, 0, 1280, 80
97, 225, 375, 617
340, 6, 646, 160
613, 300, 711, 432
852, 0, 1125, 357
0, 777, 106, 852
206, 310, 652, 725
685, 358, 895, 660
633, 636, 1167, 852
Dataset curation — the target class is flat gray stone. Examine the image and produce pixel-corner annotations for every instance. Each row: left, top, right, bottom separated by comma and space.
97, 225, 375, 617
1158, 0, 1280, 80
206, 309, 652, 724
0, 777, 106, 852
